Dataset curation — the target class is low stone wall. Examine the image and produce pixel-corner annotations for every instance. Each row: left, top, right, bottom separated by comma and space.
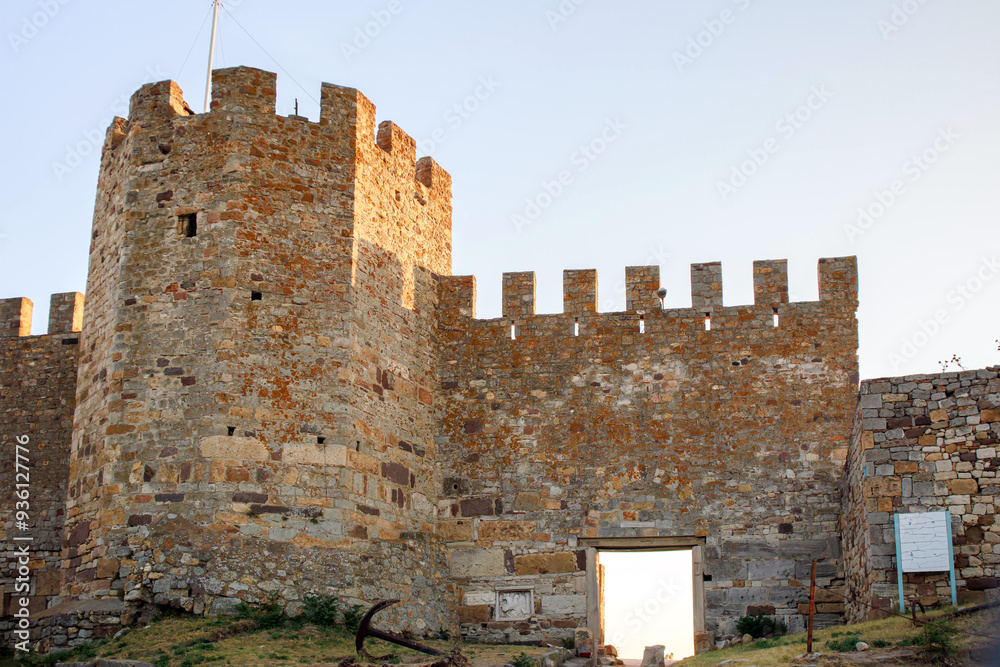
842, 367, 1000, 621
29, 598, 131, 654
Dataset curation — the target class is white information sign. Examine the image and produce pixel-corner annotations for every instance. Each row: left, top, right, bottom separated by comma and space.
897, 511, 951, 573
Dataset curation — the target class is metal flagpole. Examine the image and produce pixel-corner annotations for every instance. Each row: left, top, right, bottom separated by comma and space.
204, 0, 220, 113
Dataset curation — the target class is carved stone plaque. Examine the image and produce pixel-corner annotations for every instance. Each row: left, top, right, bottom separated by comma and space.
495, 589, 532, 621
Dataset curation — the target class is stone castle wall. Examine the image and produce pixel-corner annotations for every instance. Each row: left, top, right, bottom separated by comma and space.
841, 369, 1000, 621
435, 258, 859, 640
3, 65, 996, 654
59, 66, 454, 633
0, 294, 82, 641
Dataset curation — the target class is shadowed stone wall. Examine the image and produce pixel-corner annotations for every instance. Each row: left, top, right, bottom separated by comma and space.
0, 294, 82, 645
842, 368, 1000, 621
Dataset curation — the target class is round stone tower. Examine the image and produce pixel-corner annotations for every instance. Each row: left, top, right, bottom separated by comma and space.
64, 66, 455, 631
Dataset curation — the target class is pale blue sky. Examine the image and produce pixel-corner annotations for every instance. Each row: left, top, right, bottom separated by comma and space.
1, 1, 998, 378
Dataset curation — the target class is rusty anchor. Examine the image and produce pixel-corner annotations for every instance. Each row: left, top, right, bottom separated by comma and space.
355, 599, 446, 660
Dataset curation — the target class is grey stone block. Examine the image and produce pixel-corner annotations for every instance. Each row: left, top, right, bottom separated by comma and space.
777, 539, 829, 558
795, 561, 838, 579
724, 587, 769, 604
208, 597, 243, 616
769, 586, 808, 605
865, 449, 889, 462
748, 559, 796, 580
861, 394, 883, 408
705, 558, 748, 580
863, 418, 887, 430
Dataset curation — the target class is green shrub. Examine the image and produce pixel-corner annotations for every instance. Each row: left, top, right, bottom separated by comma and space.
234, 599, 286, 629
17, 640, 108, 666
301, 594, 341, 627
750, 636, 794, 650
921, 619, 956, 662
870, 638, 891, 648
343, 604, 366, 633
510, 652, 535, 667
735, 614, 787, 639
825, 633, 862, 652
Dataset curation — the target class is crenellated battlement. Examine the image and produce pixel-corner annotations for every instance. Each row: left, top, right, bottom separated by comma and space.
120, 66, 450, 198
442, 256, 857, 328
0, 293, 84, 338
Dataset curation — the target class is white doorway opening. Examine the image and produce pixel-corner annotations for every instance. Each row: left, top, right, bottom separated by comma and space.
600, 550, 695, 662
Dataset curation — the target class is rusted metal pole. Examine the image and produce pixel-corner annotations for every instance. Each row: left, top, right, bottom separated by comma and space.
806, 560, 817, 654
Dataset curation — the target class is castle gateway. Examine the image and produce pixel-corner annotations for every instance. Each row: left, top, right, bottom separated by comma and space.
2, 67, 997, 653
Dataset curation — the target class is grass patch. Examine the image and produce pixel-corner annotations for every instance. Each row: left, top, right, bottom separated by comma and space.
0, 613, 554, 667
675, 604, 996, 667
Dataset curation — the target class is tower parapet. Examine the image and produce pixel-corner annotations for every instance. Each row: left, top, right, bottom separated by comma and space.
445, 256, 858, 333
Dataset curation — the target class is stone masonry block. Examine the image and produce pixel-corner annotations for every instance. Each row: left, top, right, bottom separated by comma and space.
0, 297, 32, 337
514, 552, 576, 575
48, 292, 84, 334
199, 436, 269, 461
129, 79, 191, 121
319, 82, 377, 145
377, 120, 417, 169
284, 443, 347, 467
478, 520, 536, 542
502, 272, 536, 319
818, 256, 859, 306
211, 66, 277, 114
540, 594, 586, 616
450, 548, 507, 578
563, 269, 598, 315
753, 259, 789, 305
748, 559, 796, 580
690, 262, 722, 310
625, 265, 661, 311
